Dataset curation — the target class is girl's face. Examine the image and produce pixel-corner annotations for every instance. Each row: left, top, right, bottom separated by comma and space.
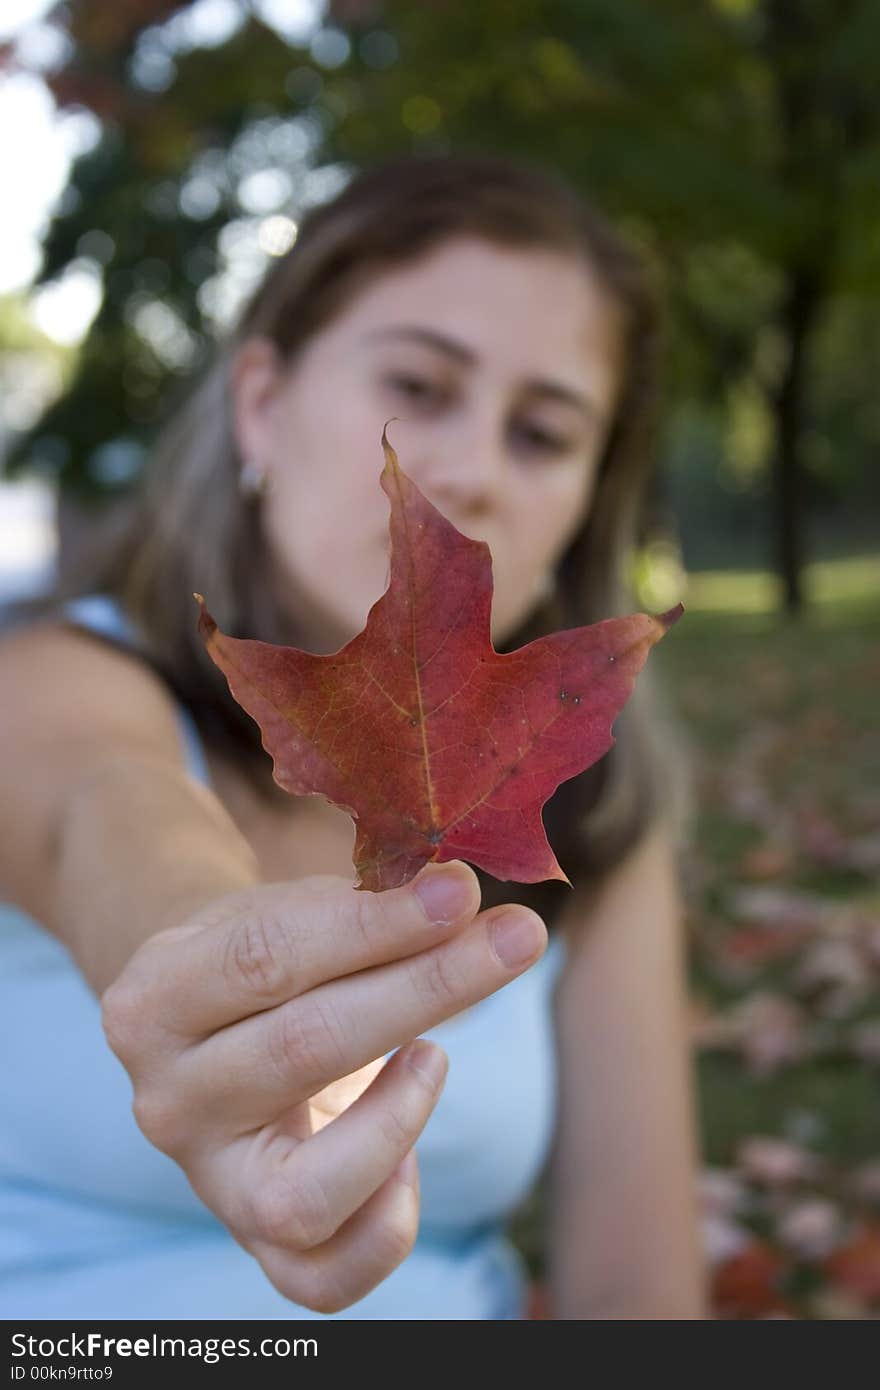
232, 235, 624, 653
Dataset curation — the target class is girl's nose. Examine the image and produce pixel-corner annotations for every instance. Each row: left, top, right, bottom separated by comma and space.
411, 413, 507, 525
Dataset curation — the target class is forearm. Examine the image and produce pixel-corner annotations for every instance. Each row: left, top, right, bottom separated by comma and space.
546, 1063, 711, 1319
49, 753, 261, 996
545, 828, 712, 1320
547, 1184, 710, 1320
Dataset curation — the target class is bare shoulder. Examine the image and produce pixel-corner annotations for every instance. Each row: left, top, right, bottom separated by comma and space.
0, 617, 190, 920
1, 616, 187, 753
556, 818, 681, 963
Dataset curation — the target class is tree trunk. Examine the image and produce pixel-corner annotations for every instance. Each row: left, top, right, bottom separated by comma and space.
770, 270, 821, 617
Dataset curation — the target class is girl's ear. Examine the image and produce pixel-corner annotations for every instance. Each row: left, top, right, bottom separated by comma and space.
228, 336, 286, 468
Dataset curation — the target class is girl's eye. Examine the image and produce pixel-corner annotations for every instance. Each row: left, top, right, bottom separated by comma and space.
385, 374, 446, 404
512, 423, 569, 454
383, 375, 570, 455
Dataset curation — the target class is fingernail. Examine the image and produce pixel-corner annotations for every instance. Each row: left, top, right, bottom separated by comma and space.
491, 910, 545, 970
413, 864, 476, 925
404, 1039, 448, 1093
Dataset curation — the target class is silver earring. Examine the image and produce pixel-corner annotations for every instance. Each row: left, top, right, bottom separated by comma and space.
239, 459, 272, 499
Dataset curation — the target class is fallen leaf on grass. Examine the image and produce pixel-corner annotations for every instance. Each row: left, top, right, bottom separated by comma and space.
709, 923, 812, 979
807, 1287, 872, 1320
698, 1167, 749, 1219
712, 1240, 794, 1319
696, 993, 811, 1075
737, 1135, 824, 1186
736, 841, 796, 881
702, 1213, 752, 1267
847, 1161, 880, 1206
775, 1199, 843, 1259
823, 1224, 880, 1305
793, 938, 874, 1018
793, 795, 851, 868
725, 885, 835, 932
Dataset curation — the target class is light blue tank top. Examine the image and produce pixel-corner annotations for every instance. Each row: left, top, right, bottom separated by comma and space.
0, 595, 567, 1320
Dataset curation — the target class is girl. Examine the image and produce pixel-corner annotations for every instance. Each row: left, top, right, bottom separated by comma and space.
0, 150, 708, 1319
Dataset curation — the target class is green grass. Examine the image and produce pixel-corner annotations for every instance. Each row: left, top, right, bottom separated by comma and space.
698, 1056, 880, 1170
682, 550, 880, 619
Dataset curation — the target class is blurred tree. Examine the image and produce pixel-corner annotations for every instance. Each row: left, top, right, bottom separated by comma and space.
0, 293, 73, 458
3, 0, 879, 611
2, 1, 331, 510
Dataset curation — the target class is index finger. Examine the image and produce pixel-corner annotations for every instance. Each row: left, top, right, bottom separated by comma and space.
140, 862, 481, 1039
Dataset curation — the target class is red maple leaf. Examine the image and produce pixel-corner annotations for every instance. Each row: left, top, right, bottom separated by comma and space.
195, 426, 683, 892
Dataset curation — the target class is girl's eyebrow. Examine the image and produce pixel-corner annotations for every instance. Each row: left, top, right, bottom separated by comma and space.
363, 323, 599, 422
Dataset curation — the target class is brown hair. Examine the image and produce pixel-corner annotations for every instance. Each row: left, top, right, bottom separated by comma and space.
4, 149, 694, 926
